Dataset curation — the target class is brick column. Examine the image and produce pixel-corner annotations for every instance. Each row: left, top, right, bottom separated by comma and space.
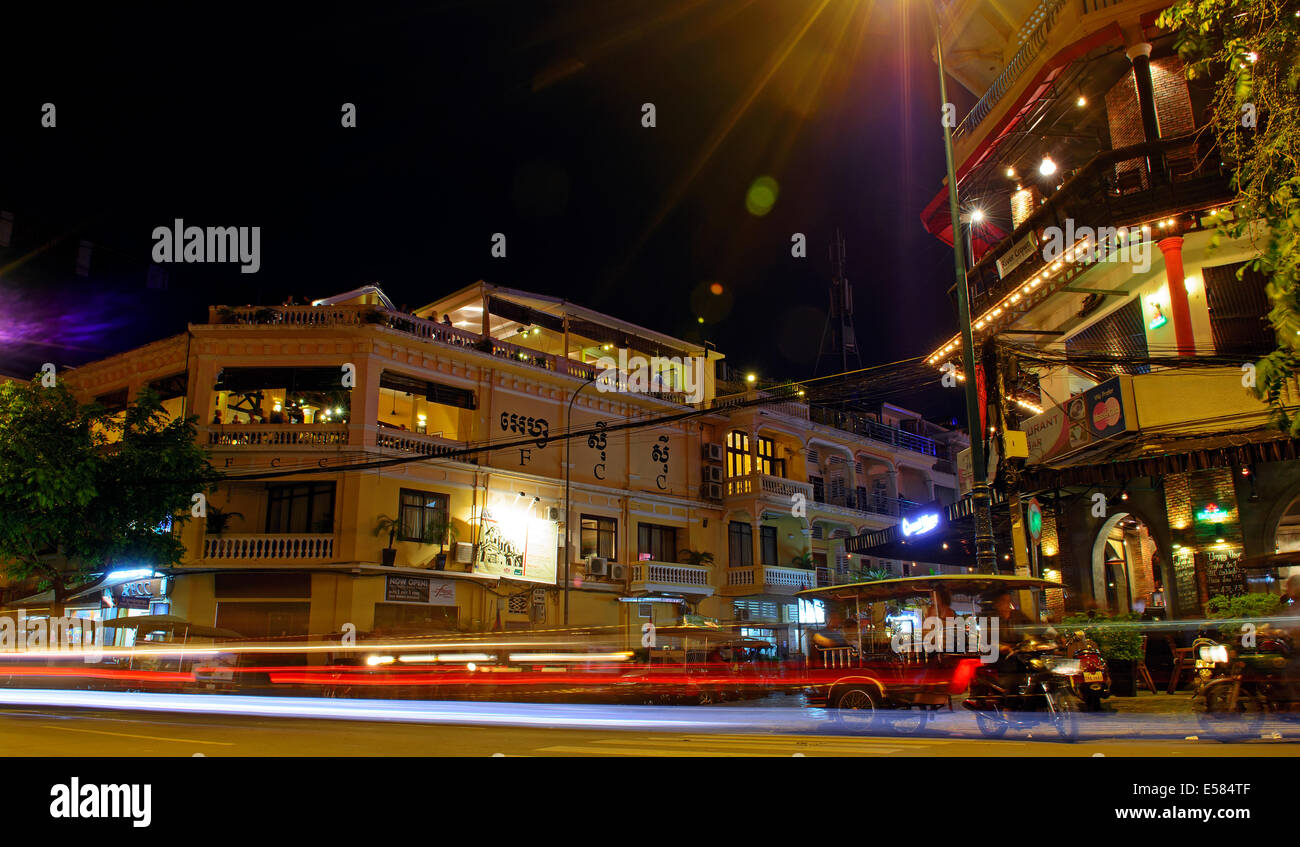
1158, 236, 1195, 355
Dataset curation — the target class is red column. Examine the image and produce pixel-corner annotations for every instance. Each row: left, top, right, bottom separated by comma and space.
1158, 236, 1194, 355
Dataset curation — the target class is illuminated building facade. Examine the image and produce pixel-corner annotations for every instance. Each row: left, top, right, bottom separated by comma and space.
920, 0, 1300, 617
30, 282, 962, 646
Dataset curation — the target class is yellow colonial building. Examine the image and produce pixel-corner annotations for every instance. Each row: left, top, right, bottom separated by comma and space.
38, 282, 963, 648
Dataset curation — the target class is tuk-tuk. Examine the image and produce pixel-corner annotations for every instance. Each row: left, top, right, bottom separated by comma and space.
795, 574, 1063, 733
619, 625, 775, 705
94, 615, 243, 692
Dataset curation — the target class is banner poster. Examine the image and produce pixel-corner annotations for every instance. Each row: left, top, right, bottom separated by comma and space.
473, 507, 559, 585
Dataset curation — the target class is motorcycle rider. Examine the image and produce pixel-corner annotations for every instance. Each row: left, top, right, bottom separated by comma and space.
977, 588, 1038, 694
987, 588, 1035, 648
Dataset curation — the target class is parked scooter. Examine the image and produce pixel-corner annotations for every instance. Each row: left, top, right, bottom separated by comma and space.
1192, 630, 1300, 741
1058, 629, 1111, 711
963, 637, 1083, 741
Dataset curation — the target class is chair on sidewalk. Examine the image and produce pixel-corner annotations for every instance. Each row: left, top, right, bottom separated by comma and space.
1137, 635, 1157, 694
1167, 645, 1195, 694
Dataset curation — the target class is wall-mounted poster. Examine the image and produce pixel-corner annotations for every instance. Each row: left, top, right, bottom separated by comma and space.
472, 507, 558, 585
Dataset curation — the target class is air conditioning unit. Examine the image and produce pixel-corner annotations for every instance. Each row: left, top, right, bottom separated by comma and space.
545, 506, 562, 522
703, 482, 723, 501
453, 542, 475, 564
704, 465, 724, 484
587, 556, 609, 577
703, 443, 724, 463
609, 563, 627, 581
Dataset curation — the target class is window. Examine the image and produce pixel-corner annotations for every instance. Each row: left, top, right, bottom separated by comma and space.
760, 525, 778, 566
95, 388, 129, 414
580, 515, 616, 559
728, 522, 753, 567
398, 489, 449, 543
637, 523, 678, 562
726, 430, 751, 478
734, 599, 777, 621
810, 475, 825, 503
266, 483, 335, 533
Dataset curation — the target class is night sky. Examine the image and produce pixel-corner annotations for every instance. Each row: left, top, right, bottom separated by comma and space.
1, 1, 970, 420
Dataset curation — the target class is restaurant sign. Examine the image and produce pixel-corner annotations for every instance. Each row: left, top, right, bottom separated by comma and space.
997, 233, 1039, 279
1023, 376, 1137, 465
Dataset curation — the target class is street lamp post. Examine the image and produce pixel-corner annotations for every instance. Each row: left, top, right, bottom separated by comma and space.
563, 372, 599, 625
924, 0, 997, 573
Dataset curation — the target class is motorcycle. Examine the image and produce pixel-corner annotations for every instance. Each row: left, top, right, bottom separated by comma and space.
1192, 630, 1300, 741
963, 637, 1083, 741
1058, 629, 1111, 711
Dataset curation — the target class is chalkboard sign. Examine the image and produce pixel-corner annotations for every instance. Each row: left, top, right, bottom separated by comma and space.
1172, 549, 1200, 617
1204, 549, 1246, 599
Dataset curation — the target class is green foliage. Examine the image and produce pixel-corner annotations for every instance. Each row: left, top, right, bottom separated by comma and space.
1062, 611, 1145, 660
0, 380, 218, 601
204, 506, 244, 535
1205, 592, 1280, 639
375, 515, 401, 549
1159, 0, 1300, 432
679, 549, 715, 567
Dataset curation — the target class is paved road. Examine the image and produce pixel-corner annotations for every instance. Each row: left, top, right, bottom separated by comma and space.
0, 691, 1294, 756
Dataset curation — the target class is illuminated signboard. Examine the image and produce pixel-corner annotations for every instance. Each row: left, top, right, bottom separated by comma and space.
901, 513, 940, 537
1195, 503, 1231, 524
473, 506, 559, 584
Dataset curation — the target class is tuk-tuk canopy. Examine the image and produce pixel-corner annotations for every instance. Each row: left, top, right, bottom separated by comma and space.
796, 574, 1063, 604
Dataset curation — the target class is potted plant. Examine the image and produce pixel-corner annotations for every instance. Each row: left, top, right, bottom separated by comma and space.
428, 513, 455, 570
1065, 611, 1145, 696
375, 515, 401, 566
205, 505, 243, 535
678, 549, 715, 567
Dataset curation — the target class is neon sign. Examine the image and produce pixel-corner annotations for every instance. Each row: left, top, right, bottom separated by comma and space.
901, 513, 940, 537
1195, 503, 1231, 524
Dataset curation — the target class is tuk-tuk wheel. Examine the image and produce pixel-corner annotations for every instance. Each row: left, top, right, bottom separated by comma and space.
831, 687, 880, 731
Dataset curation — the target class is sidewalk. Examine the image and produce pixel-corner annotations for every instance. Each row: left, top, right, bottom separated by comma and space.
1104, 690, 1196, 715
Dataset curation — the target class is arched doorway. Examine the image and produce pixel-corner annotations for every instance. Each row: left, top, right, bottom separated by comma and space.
1090, 512, 1165, 615
1269, 494, 1300, 586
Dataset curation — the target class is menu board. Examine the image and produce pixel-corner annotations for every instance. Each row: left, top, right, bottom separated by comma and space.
1203, 548, 1246, 600
1172, 548, 1200, 618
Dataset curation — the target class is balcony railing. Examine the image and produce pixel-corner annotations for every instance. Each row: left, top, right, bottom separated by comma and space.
724, 566, 814, 593
204, 424, 349, 447
725, 472, 814, 500
963, 133, 1232, 318
374, 428, 462, 457
808, 407, 943, 457
207, 305, 657, 391
952, 0, 1069, 142
629, 561, 712, 592
814, 492, 925, 519
203, 533, 335, 561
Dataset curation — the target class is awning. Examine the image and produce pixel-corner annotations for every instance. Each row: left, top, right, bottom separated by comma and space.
797, 574, 1062, 603
1020, 427, 1300, 491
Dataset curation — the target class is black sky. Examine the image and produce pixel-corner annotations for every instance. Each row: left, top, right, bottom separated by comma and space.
1, 0, 970, 420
